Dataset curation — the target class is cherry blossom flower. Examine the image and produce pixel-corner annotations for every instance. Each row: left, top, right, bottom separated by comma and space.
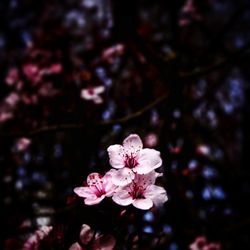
69, 224, 116, 250
144, 133, 158, 148
4, 92, 20, 108
22, 64, 41, 85
47, 63, 63, 74
22, 225, 53, 250
74, 170, 117, 205
5, 68, 19, 86
112, 171, 167, 210
179, 0, 201, 27
107, 134, 162, 186
196, 144, 210, 156
80, 86, 105, 104
0, 109, 13, 123
190, 236, 207, 250
102, 44, 125, 64
15, 137, 31, 152
38, 83, 60, 97
189, 236, 221, 250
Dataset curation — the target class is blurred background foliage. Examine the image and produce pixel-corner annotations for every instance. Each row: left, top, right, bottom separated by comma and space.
1, 0, 250, 249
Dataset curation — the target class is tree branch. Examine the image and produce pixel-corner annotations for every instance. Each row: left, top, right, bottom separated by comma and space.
0, 94, 168, 137
180, 42, 250, 79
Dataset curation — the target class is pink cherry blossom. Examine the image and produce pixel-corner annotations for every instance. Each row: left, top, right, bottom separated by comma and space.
196, 144, 210, 156
189, 236, 207, 250
22, 64, 41, 85
5, 68, 19, 86
0, 108, 13, 123
107, 134, 162, 186
179, 0, 201, 27
80, 86, 105, 104
4, 92, 20, 108
144, 133, 158, 148
48, 63, 62, 74
189, 236, 221, 250
69, 224, 116, 250
15, 137, 31, 152
203, 244, 221, 250
38, 83, 59, 97
102, 44, 125, 64
22, 225, 53, 250
112, 171, 167, 210
74, 170, 117, 205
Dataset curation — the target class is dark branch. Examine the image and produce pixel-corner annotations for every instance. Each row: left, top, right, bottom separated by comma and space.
0, 94, 168, 137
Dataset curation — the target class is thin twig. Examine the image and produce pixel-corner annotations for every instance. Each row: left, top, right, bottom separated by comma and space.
99, 93, 168, 125
0, 94, 168, 137
180, 42, 250, 79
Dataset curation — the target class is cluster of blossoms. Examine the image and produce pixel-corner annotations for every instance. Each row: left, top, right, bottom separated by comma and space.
74, 134, 168, 210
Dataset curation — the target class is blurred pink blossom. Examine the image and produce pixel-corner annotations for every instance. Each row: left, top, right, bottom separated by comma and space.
40, 64, 63, 75
38, 83, 59, 97
69, 224, 116, 250
22, 64, 41, 84
102, 44, 125, 64
47, 63, 62, 74
81, 86, 105, 104
107, 134, 162, 186
144, 133, 158, 147
15, 137, 31, 152
22, 225, 53, 250
16, 80, 24, 91
74, 170, 117, 205
169, 145, 182, 154
196, 144, 210, 156
189, 236, 221, 250
112, 171, 167, 210
22, 93, 38, 105
4, 92, 20, 108
179, 0, 201, 27
0, 109, 13, 123
5, 68, 19, 86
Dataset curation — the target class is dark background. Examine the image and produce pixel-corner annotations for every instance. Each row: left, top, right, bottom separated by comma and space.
1, 0, 250, 249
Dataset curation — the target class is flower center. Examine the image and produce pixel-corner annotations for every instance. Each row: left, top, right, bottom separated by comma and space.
124, 155, 138, 169
94, 187, 106, 197
129, 183, 145, 199
87, 88, 94, 95
89, 179, 106, 197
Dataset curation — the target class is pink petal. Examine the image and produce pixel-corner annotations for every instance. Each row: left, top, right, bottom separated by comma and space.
74, 187, 95, 198
81, 89, 94, 100
133, 171, 157, 187
111, 168, 135, 186
69, 242, 83, 250
92, 234, 116, 250
94, 86, 105, 94
123, 134, 143, 155
144, 185, 168, 207
103, 170, 117, 196
93, 96, 103, 104
107, 145, 125, 169
112, 189, 133, 206
203, 243, 221, 250
132, 198, 153, 210
85, 195, 105, 205
87, 173, 102, 186
136, 148, 162, 174
79, 224, 94, 245
16, 137, 31, 152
